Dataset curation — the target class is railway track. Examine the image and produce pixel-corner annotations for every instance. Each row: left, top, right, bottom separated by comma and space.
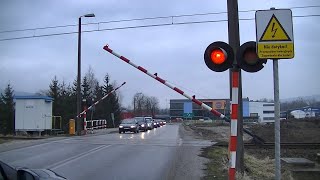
215, 142, 320, 148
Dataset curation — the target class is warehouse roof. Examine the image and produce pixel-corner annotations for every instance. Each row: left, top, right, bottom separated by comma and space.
14, 96, 53, 102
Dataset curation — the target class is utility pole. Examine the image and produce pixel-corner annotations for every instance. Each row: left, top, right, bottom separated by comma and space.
227, 0, 244, 173
77, 17, 82, 135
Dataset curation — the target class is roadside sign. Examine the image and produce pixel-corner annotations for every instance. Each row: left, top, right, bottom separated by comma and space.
255, 9, 294, 59
183, 113, 194, 118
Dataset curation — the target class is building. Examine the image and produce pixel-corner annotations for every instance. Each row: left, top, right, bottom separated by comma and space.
294, 106, 320, 118
14, 96, 53, 134
243, 99, 275, 123
170, 99, 229, 120
170, 98, 275, 123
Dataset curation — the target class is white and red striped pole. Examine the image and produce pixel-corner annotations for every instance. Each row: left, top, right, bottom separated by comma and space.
76, 82, 126, 118
229, 70, 239, 180
103, 45, 226, 120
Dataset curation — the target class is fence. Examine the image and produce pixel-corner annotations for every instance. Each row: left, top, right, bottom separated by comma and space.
84, 119, 107, 134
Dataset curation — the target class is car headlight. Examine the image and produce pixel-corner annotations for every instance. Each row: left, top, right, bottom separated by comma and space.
141, 124, 145, 127
130, 125, 135, 128
119, 126, 123, 128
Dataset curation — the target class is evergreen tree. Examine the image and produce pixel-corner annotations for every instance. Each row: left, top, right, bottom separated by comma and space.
82, 76, 90, 101
0, 84, 15, 135
102, 74, 121, 126
92, 82, 103, 120
48, 76, 60, 116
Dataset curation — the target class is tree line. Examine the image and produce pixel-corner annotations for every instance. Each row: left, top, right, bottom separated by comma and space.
45, 67, 122, 131
280, 97, 320, 111
132, 92, 159, 116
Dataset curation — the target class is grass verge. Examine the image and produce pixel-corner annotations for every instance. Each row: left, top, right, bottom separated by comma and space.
201, 145, 293, 180
200, 146, 229, 179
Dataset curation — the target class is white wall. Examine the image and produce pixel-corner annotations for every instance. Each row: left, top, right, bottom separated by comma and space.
262, 103, 275, 123
15, 98, 52, 131
248, 101, 275, 123
249, 102, 263, 122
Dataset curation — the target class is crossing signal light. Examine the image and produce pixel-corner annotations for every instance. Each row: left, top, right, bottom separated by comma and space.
204, 41, 234, 72
211, 49, 226, 65
236, 41, 267, 73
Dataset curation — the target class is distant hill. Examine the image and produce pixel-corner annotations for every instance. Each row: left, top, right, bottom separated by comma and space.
281, 95, 320, 102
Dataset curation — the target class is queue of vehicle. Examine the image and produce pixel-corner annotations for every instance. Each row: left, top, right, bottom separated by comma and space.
118, 117, 166, 134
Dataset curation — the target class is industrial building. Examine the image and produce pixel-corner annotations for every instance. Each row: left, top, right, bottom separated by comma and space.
170, 99, 229, 120
14, 96, 53, 135
243, 99, 275, 123
170, 98, 275, 123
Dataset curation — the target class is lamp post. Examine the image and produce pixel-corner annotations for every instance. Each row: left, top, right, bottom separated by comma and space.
77, 13, 95, 135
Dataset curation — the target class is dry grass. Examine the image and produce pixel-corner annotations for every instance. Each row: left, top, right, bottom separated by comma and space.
241, 153, 293, 180
200, 146, 229, 179
201, 146, 294, 180
244, 154, 275, 179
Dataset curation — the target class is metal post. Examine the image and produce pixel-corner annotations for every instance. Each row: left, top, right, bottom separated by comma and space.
77, 17, 82, 135
273, 59, 281, 179
227, 0, 244, 176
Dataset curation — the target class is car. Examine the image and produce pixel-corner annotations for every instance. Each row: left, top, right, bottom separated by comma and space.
152, 119, 158, 128
145, 118, 154, 130
135, 117, 148, 132
155, 119, 161, 127
119, 118, 139, 134
159, 120, 164, 126
0, 160, 67, 180
159, 120, 166, 126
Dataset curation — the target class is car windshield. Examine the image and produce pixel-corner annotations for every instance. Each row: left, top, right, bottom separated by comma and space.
135, 117, 145, 122
1, 2, 318, 180
121, 119, 135, 124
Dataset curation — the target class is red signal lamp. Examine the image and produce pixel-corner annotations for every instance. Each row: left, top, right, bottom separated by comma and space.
211, 49, 227, 65
204, 41, 234, 72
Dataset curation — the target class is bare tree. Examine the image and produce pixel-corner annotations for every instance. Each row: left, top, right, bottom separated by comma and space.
149, 96, 159, 116
84, 66, 98, 98
132, 93, 159, 116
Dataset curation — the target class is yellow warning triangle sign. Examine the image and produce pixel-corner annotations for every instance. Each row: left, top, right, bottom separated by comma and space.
260, 14, 291, 42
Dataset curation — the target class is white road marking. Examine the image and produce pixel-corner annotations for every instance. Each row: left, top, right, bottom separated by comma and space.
47, 145, 112, 170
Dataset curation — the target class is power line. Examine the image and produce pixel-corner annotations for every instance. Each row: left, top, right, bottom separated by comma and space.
1, 4, 319, 34
0, 14, 319, 42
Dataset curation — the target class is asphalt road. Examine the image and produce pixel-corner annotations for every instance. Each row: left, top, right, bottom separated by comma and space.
0, 124, 213, 180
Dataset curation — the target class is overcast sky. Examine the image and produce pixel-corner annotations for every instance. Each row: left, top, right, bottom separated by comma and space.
1, 0, 319, 108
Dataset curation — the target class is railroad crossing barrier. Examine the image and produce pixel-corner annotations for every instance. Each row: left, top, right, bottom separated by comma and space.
85, 119, 107, 134
75, 82, 126, 135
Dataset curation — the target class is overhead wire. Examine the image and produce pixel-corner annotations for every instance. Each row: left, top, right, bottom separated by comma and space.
0, 14, 319, 42
1, 4, 319, 34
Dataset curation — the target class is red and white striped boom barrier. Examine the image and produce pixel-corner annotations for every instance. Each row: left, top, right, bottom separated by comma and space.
103, 45, 226, 119
76, 82, 126, 119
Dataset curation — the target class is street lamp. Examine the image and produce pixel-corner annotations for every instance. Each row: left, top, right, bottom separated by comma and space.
77, 13, 95, 135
